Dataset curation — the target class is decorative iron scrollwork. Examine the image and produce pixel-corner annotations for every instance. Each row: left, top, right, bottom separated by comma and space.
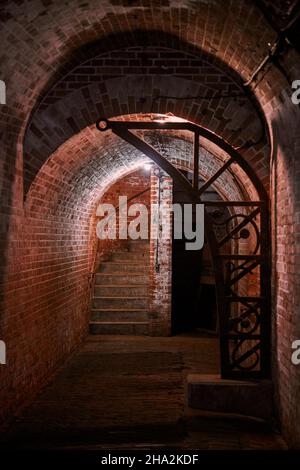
231, 339, 260, 371
97, 118, 270, 379
211, 211, 261, 255
228, 301, 261, 335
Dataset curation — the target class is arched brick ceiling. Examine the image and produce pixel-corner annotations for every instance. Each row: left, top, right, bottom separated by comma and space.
0, 2, 287, 142
0, 0, 294, 208
26, 119, 256, 223
23, 42, 269, 194
1, 0, 277, 108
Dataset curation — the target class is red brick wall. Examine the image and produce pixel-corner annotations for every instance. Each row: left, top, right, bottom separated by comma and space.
0, 135, 151, 423
269, 91, 300, 449
0, 192, 96, 421
149, 171, 173, 336
95, 169, 150, 263
0, 0, 300, 449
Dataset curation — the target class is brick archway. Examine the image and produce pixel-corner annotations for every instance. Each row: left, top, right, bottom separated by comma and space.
98, 115, 270, 378
1, 0, 300, 447
23, 33, 271, 195
24, 113, 269, 379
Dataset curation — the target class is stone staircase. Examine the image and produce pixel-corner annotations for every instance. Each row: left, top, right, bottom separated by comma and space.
89, 240, 150, 335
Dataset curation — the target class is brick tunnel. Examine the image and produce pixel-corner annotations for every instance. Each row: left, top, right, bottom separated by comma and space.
0, 0, 300, 456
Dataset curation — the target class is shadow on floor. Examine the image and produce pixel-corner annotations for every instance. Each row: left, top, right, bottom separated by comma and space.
0, 334, 286, 450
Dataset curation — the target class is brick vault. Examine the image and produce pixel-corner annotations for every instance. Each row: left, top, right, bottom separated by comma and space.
0, 0, 300, 451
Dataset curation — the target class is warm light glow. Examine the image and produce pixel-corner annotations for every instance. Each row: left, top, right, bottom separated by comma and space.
151, 113, 187, 123
142, 162, 153, 172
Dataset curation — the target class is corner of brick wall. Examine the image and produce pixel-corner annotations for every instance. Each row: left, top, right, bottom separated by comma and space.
149, 170, 172, 336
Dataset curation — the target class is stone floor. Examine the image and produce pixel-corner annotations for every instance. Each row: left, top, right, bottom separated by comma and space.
0, 333, 286, 450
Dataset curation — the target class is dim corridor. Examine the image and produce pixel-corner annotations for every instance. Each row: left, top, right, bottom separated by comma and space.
1, 335, 286, 451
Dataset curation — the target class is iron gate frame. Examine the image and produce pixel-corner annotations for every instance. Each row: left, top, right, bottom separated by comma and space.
96, 117, 271, 380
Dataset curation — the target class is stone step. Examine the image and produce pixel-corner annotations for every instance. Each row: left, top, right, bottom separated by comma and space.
98, 262, 149, 273
91, 240, 150, 336
89, 321, 149, 335
112, 251, 149, 262
92, 296, 149, 309
128, 240, 150, 252
91, 309, 149, 322
187, 374, 273, 420
95, 273, 149, 285
94, 285, 148, 296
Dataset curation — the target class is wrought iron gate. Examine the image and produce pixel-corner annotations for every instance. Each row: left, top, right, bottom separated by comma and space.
96, 117, 271, 380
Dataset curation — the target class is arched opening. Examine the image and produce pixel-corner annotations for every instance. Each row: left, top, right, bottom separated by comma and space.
2, 0, 300, 451
92, 113, 270, 379
171, 169, 227, 335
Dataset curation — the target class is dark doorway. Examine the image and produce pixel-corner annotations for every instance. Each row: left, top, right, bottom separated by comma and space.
171, 171, 218, 334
